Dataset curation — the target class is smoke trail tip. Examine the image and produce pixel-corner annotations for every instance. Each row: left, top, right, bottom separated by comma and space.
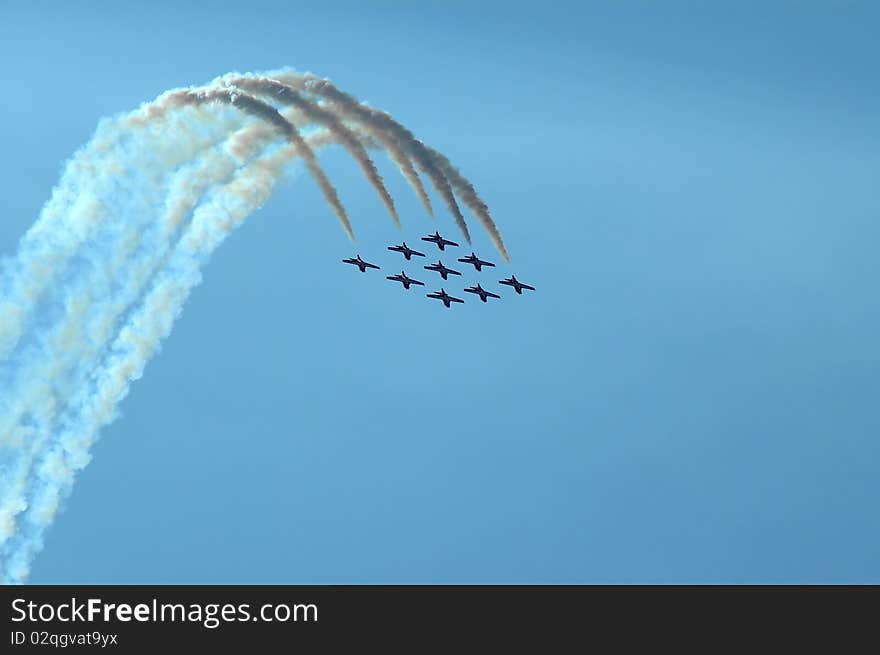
389, 208, 402, 229
493, 235, 511, 263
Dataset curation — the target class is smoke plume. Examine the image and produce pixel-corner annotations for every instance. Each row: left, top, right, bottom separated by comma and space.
0, 68, 505, 582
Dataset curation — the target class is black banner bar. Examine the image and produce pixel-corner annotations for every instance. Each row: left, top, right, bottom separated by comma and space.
1, 585, 875, 649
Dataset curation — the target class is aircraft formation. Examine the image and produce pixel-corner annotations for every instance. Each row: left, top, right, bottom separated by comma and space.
342, 231, 534, 308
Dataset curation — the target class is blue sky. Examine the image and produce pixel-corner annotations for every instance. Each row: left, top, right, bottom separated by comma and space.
1, 1, 878, 582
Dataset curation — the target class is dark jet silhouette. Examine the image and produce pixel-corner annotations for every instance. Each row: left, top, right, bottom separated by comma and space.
457, 252, 495, 272
464, 283, 501, 303
421, 231, 459, 251
387, 241, 426, 261
386, 271, 425, 290
426, 288, 464, 308
342, 255, 380, 272
499, 275, 536, 294
424, 260, 462, 281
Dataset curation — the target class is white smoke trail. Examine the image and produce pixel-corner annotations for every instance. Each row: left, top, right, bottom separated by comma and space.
0, 105, 247, 554
0, 105, 245, 366
0, 68, 501, 583
3, 141, 301, 583
0, 122, 342, 581
0, 108, 292, 560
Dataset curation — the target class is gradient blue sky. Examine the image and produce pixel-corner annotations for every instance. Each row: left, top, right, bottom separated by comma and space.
1, 1, 878, 583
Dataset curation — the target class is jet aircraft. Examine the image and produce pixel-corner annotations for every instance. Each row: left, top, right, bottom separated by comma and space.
457, 252, 495, 272
463, 283, 501, 303
387, 242, 426, 260
386, 271, 425, 290
426, 288, 465, 308
342, 255, 380, 272
424, 260, 462, 280
421, 231, 459, 251
499, 275, 536, 294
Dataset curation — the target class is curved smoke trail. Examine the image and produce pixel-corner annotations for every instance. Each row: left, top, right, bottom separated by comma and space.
227, 77, 401, 227
0, 69, 504, 583
271, 70, 510, 261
